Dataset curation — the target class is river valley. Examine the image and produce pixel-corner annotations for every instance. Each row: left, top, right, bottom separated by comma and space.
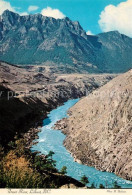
31, 99, 132, 188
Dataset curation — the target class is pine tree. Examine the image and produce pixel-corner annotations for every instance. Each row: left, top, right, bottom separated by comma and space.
113, 181, 121, 189
90, 183, 96, 188
99, 184, 105, 189
80, 175, 89, 185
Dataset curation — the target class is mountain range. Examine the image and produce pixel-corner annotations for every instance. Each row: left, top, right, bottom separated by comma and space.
0, 10, 132, 73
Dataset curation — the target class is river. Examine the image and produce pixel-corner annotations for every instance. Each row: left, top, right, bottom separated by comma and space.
31, 99, 132, 188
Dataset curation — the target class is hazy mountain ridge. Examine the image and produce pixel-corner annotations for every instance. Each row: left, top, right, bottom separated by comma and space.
0, 10, 132, 73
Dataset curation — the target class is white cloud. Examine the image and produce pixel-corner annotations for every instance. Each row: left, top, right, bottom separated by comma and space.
98, 0, 132, 37
28, 6, 39, 12
0, 0, 15, 15
86, 30, 94, 35
20, 12, 28, 16
41, 7, 65, 19
0, 0, 28, 16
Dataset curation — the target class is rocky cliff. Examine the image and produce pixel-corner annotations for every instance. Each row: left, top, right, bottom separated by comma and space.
55, 70, 132, 181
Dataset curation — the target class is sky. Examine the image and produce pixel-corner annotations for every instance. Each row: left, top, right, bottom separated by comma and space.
0, 0, 132, 37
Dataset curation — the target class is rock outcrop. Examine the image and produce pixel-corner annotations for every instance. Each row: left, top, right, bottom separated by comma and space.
55, 70, 132, 181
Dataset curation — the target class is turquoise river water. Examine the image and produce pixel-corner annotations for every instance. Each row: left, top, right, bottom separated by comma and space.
31, 99, 132, 188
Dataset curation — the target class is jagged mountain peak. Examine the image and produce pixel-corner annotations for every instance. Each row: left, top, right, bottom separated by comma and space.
2, 9, 19, 19
1, 10, 20, 25
2, 9, 16, 16
0, 10, 86, 37
1, 10, 73, 26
